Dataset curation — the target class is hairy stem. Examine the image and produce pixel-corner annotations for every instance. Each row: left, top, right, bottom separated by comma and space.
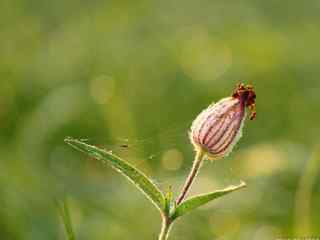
158, 150, 205, 240
176, 150, 205, 205
158, 215, 172, 240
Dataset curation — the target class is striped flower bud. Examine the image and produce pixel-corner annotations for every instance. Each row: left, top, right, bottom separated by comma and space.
190, 83, 256, 160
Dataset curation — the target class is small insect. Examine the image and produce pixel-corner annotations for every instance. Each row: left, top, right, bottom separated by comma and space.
116, 138, 130, 149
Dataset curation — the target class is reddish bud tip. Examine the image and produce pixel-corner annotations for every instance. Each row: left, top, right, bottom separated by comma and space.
232, 83, 257, 120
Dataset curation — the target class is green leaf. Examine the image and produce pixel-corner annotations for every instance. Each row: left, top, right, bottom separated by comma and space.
65, 137, 166, 211
171, 181, 246, 220
164, 185, 173, 215
56, 199, 76, 240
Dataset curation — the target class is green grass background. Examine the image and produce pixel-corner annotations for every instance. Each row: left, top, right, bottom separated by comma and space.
1, 0, 320, 239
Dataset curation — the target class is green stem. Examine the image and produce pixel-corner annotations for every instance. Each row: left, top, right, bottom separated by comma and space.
158, 215, 172, 240
176, 150, 205, 205
158, 150, 205, 240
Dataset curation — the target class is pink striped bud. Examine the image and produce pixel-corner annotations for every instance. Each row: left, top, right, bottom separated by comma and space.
190, 83, 256, 160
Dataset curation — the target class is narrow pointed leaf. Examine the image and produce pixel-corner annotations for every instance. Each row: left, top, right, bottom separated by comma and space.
171, 181, 246, 220
56, 200, 76, 240
164, 186, 173, 215
65, 137, 166, 211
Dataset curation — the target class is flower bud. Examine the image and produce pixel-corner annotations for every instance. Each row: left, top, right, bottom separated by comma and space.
190, 83, 256, 160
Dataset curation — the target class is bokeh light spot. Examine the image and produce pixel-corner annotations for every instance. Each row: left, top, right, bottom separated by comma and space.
237, 144, 287, 178
161, 148, 184, 171
253, 225, 281, 240
177, 29, 232, 82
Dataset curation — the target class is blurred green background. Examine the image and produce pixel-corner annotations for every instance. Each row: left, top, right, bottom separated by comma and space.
1, 0, 320, 239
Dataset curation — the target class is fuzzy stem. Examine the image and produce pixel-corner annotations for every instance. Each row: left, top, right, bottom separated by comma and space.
158, 215, 172, 240
176, 150, 205, 205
